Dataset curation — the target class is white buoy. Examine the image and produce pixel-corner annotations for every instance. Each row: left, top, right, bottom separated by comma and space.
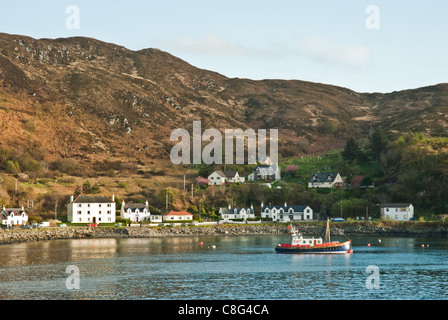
211, 245, 216, 249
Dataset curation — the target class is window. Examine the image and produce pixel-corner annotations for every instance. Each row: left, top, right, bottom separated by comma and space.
107, 204, 111, 207
107, 211, 111, 214
87, 211, 90, 214
77, 211, 81, 215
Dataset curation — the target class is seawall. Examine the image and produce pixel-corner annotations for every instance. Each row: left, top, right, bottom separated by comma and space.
0, 222, 447, 245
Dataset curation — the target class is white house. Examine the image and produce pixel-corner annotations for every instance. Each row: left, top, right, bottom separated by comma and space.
120, 200, 150, 222
308, 172, 344, 188
208, 171, 245, 186
67, 194, 116, 224
248, 163, 281, 182
162, 211, 193, 222
219, 205, 256, 221
261, 202, 314, 222
380, 203, 414, 221
1, 206, 28, 227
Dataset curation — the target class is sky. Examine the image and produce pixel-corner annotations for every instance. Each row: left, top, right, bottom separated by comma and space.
0, 0, 447, 93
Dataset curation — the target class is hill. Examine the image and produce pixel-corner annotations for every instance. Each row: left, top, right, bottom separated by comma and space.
1, 33, 448, 218
1, 32, 447, 167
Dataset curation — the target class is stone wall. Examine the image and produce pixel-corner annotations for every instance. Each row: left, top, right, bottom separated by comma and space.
0, 222, 447, 245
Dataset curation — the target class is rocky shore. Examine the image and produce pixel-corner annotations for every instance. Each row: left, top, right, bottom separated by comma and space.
0, 222, 447, 245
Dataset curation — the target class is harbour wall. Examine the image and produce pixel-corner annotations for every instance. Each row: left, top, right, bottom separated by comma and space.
0, 222, 447, 245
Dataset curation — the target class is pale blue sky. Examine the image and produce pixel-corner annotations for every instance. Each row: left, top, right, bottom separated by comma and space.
0, 0, 447, 93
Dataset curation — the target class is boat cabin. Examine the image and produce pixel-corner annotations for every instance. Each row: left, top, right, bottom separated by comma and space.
291, 233, 323, 246
290, 227, 323, 246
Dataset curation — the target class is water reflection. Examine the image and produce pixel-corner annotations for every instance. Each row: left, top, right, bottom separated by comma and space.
0, 236, 447, 300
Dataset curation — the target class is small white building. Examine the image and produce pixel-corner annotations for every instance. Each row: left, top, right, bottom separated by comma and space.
208, 171, 245, 186
1, 206, 28, 227
67, 194, 116, 224
308, 172, 344, 188
261, 202, 313, 222
219, 205, 256, 221
380, 203, 414, 221
248, 163, 281, 182
120, 200, 151, 222
162, 211, 193, 222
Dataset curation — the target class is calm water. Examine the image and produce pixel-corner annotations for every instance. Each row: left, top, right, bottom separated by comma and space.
0, 235, 447, 300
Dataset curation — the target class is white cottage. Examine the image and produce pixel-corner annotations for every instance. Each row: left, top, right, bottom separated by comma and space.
120, 200, 150, 222
219, 205, 256, 221
261, 202, 313, 222
208, 171, 245, 186
248, 163, 281, 182
1, 206, 28, 227
162, 211, 193, 222
380, 203, 414, 221
308, 172, 344, 188
67, 194, 116, 224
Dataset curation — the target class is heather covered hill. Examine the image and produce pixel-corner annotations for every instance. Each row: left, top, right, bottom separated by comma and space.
1, 32, 447, 169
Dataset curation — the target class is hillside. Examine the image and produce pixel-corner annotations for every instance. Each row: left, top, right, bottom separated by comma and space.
1, 32, 447, 168
1, 33, 448, 218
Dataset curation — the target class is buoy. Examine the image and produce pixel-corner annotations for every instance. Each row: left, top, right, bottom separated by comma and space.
421, 244, 424, 248
367, 243, 370, 247
200, 241, 203, 246
211, 245, 216, 249
378, 239, 381, 243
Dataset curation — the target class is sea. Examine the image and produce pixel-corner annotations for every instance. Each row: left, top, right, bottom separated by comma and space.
0, 234, 446, 304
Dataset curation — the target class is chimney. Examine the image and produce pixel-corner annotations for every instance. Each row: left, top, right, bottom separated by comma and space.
145, 200, 149, 207
70, 195, 74, 203
228, 204, 231, 209
284, 202, 287, 207
261, 201, 264, 207
112, 193, 115, 202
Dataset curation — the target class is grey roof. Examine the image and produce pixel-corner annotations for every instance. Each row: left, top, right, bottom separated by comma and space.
123, 203, 148, 211
73, 195, 114, 203
380, 203, 412, 208
215, 171, 238, 178
219, 207, 253, 215
1, 208, 26, 218
254, 163, 278, 171
262, 204, 309, 212
308, 172, 339, 183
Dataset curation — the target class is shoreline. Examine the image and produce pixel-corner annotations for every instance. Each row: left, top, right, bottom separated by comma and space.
0, 221, 447, 245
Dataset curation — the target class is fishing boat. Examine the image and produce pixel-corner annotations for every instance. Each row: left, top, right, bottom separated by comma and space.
275, 218, 353, 254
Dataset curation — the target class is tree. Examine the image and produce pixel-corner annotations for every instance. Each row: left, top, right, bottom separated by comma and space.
196, 176, 210, 186
82, 180, 100, 194
369, 127, 389, 161
285, 165, 299, 176
342, 138, 362, 162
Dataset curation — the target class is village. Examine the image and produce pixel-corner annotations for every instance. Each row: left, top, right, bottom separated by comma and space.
1, 158, 415, 230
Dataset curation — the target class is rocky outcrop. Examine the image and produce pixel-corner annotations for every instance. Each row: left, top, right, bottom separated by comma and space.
0, 222, 447, 245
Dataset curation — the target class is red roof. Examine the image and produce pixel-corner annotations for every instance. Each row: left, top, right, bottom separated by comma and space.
164, 211, 193, 216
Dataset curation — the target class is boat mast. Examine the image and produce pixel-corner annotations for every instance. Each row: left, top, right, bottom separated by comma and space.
325, 217, 331, 243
